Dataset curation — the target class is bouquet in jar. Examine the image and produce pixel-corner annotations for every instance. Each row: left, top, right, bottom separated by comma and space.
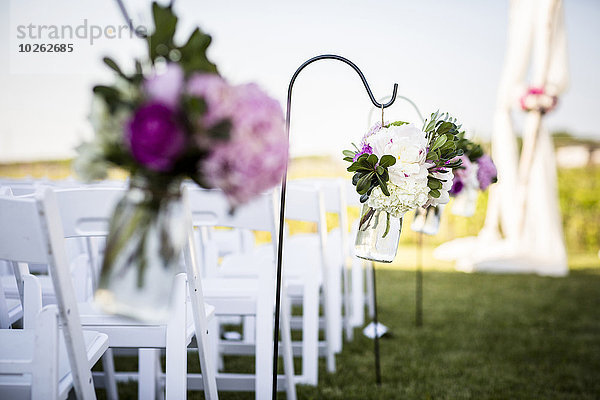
343, 112, 465, 262
74, 2, 288, 321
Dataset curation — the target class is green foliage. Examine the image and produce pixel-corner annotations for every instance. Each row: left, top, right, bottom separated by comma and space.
346, 153, 396, 202
146, 2, 217, 73
455, 131, 484, 162
422, 111, 468, 195
558, 167, 600, 253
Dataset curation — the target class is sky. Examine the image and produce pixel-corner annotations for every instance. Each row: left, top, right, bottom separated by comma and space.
0, 0, 599, 162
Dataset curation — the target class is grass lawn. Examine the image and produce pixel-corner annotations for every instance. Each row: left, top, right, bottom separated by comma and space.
100, 252, 600, 400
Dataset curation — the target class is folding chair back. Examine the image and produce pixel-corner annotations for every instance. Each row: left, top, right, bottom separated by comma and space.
0, 188, 98, 399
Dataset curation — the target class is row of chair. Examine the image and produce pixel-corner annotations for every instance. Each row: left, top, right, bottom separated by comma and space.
0, 177, 376, 399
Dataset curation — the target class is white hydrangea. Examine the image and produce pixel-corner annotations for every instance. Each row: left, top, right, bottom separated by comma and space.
367, 171, 430, 218
366, 124, 428, 178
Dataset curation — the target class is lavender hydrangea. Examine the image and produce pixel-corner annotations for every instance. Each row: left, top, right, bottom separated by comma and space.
476, 154, 497, 190
188, 74, 288, 206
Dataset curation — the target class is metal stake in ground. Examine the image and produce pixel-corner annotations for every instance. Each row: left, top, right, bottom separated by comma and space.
273, 54, 398, 399
416, 231, 424, 327
371, 261, 382, 385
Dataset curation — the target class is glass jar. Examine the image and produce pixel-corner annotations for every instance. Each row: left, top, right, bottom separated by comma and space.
94, 175, 185, 322
354, 204, 402, 263
411, 205, 443, 236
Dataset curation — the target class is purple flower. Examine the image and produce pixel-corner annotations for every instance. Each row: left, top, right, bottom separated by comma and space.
363, 122, 383, 142
449, 155, 472, 196
449, 178, 464, 195
476, 154, 497, 190
353, 143, 373, 161
127, 103, 186, 172
143, 63, 184, 108
188, 74, 288, 206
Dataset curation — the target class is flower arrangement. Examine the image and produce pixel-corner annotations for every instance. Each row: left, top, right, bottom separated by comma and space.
447, 134, 497, 216
75, 2, 288, 321
343, 111, 465, 236
519, 86, 558, 114
440, 133, 497, 217
75, 2, 288, 207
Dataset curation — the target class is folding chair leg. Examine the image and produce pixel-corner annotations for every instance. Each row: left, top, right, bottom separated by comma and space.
328, 263, 343, 354
302, 276, 319, 385
280, 293, 297, 400
166, 273, 187, 400
139, 349, 160, 400
101, 349, 119, 400
350, 258, 365, 327
255, 274, 274, 400
342, 260, 354, 341
242, 316, 256, 344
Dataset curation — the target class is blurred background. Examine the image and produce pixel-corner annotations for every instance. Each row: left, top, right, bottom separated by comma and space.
2, 2, 600, 398
1, 0, 598, 264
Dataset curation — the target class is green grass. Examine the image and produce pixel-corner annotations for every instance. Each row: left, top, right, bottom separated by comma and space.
98, 261, 600, 399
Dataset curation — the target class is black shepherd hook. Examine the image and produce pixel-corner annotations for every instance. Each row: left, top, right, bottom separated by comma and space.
272, 54, 398, 399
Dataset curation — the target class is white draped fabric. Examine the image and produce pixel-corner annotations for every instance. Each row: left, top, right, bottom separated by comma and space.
435, 0, 569, 276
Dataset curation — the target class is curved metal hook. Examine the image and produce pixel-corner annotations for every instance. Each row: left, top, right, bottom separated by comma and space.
273, 54, 398, 399
285, 54, 398, 133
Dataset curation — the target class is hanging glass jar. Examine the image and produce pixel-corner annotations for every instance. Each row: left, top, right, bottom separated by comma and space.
94, 175, 186, 322
354, 204, 402, 263
451, 189, 478, 217
411, 205, 443, 236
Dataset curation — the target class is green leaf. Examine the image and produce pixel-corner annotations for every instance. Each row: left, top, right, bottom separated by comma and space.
379, 155, 396, 168
437, 121, 453, 135
148, 2, 178, 61
359, 193, 369, 203
103, 57, 129, 80
427, 152, 439, 161
429, 189, 440, 198
388, 121, 409, 127
376, 165, 384, 175
178, 27, 217, 74
206, 119, 231, 141
342, 150, 356, 158
431, 135, 447, 151
366, 154, 378, 166
428, 179, 442, 190
93, 85, 123, 112
376, 174, 390, 196
356, 172, 374, 194
347, 162, 362, 172
343, 157, 354, 163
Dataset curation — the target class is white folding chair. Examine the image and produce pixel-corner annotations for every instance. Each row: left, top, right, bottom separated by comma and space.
52, 186, 218, 400
291, 178, 354, 342
0, 188, 109, 399
208, 184, 338, 386
344, 179, 374, 325
185, 186, 296, 400
283, 184, 337, 383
